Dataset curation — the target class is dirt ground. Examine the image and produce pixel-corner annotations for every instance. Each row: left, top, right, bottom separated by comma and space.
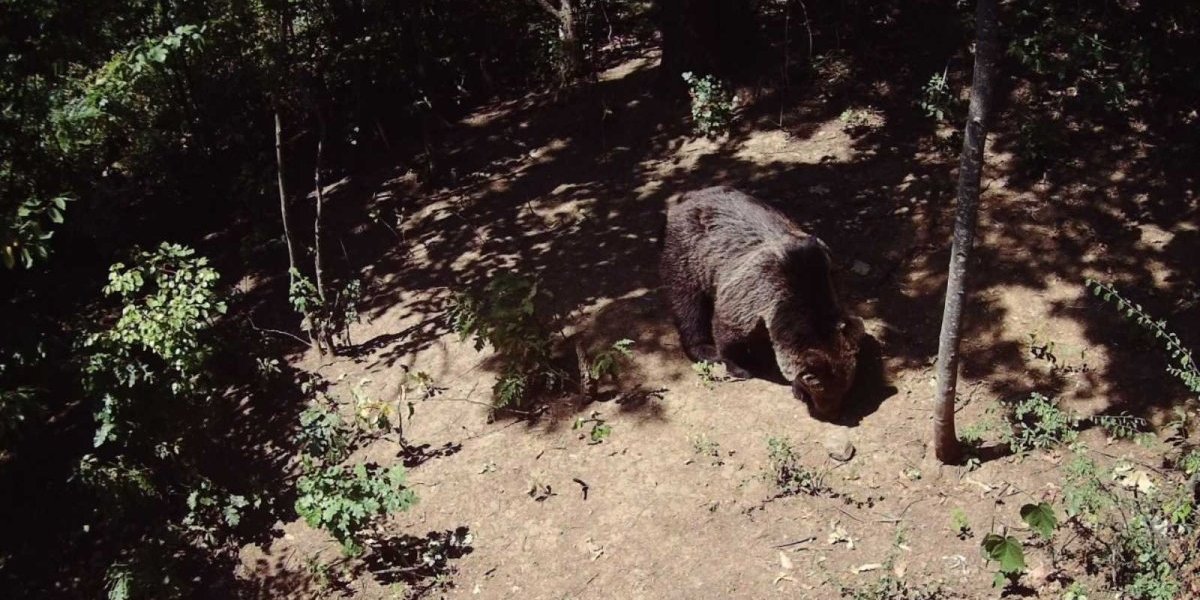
234, 51, 1199, 599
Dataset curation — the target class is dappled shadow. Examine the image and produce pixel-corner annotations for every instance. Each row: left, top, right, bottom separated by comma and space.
359, 527, 474, 595
271, 2, 1197, 436
398, 441, 463, 469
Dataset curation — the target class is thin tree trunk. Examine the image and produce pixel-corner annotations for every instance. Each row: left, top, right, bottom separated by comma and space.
313, 111, 334, 356
313, 116, 327, 305
274, 110, 298, 284
932, 0, 1000, 465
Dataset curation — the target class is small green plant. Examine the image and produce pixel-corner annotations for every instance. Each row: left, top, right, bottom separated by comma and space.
181, 479, 257, 549
1110, 516, 1179, 600
1062, 582, 1089, 600
578, 338, 635, 397
692, 360, 731, 388
572, 411, 612, 444
691, 435, 724, 466
681, 72, 738, 137
298, 401, 353, 464
981, 533, 1025, 588
448, 274, 564, 409
294, 462, 417, 556
304, 553, 342, 593
1091, 412, 1149, 441
838, 107, 881, 131
587, 338, 634, 382
950, 507, 972, 539
353, 370, 436, 445
1181, 448, 1200, 477
1062, 453, 1110, 522
1014, 114, 1067, 173
765, 436, 825, 496
840, 571, 949, 600
1005, 392, 1079, 453
917, 68, 960, 123
1021, 502, 1058, 539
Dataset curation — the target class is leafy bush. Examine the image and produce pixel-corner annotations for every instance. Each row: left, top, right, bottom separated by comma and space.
81, 243, 227, 449
1054, 448, 1196, 599
1111, 516, 1179, 600
182, 480, 257, 550
681, 72, 738, 137
298, 401, 354, 464
1, 196, 70, 269
449, 274, 565, 409
289, 271, 363, 355
295, 462, 417, 556
1005, 392, 1078, 453
1008, 2, 1146, 114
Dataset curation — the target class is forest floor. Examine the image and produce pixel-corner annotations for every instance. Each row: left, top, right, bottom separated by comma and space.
234, 50, 1199, 599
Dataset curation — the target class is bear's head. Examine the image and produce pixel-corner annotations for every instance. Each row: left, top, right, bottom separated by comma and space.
792, 316, 864, 420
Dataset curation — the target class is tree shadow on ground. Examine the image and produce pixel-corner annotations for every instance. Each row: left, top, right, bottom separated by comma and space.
254, 3, 1199, 441
358, 527, 474, 596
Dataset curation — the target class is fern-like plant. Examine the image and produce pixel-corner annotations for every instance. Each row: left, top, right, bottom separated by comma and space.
1086, 279, 1200, 395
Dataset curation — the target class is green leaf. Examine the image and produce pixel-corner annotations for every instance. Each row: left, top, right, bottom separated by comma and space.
1020, 502, 1058, 538
981, 534, 1025, 575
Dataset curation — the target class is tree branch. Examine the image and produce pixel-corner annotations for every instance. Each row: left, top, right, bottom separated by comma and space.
249, 318, 312, 346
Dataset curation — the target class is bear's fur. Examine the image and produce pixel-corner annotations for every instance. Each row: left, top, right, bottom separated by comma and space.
659, 186, 863, 419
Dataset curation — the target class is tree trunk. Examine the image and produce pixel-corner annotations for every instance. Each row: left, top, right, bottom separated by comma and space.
932, 0, 1000, 465
274, 110, 298, 285
312, 111, 334, 356
536, 0, 584, 82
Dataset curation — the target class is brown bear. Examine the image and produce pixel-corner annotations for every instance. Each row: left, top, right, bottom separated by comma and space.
660, 186, 863, 419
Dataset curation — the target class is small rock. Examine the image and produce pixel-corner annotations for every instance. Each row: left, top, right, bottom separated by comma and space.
824, 432, 856, 462
850, 260, 871, 276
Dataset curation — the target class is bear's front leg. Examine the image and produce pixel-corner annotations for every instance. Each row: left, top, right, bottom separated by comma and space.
713, 313, 755, 380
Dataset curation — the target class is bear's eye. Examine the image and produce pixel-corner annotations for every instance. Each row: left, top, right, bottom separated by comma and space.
800, 373, 821, 387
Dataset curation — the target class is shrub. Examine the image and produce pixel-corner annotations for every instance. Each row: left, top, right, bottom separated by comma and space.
448, 274, 565, 409
295, 462, 417, 556
288, 271, 363, 355
298, 401, 354, 464
1005, 392, 1078, 453
681, 72, 738, 138
81, 242, 227, 449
